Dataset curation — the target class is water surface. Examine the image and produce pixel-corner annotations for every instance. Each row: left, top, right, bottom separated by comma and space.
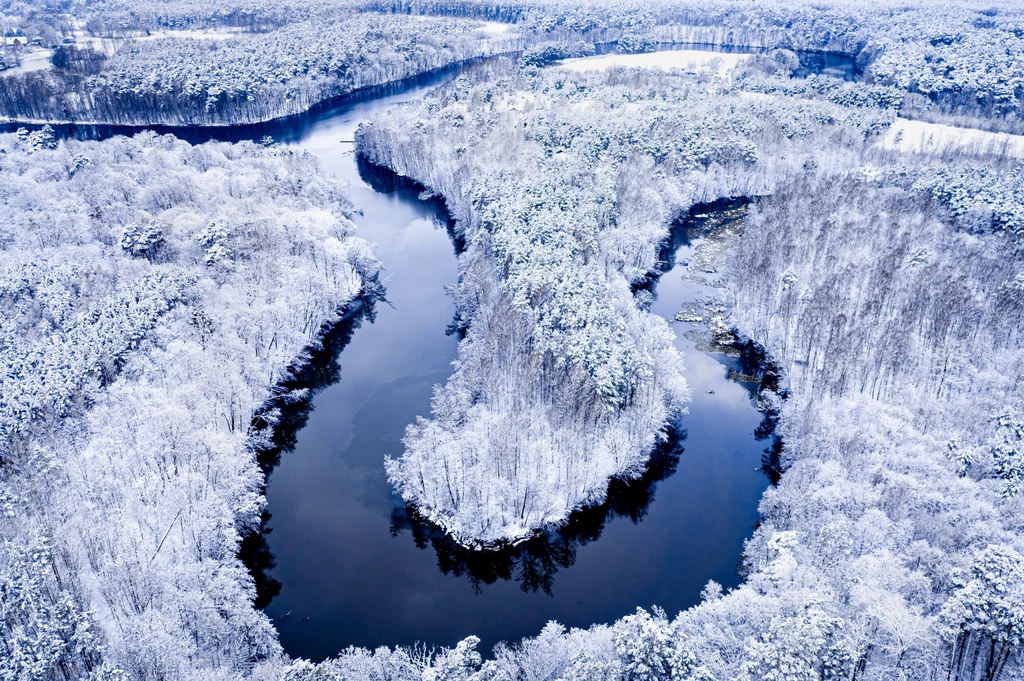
251, 126, 774, 658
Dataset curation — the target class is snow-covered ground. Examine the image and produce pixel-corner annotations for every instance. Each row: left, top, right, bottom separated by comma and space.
136, 29, 240, 41
738, 90, 1024, 159
559, 50, 752, 76
880, 117, 1024, 158
72, 26, 241, 55
1, 48, 53, 76
409, 15, 512, 35
478, 20, 512, 35
78, 29, 239, 51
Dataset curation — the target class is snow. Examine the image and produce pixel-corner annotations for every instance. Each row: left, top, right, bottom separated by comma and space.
558, 50, 752, 76
2, 14, 512, 126
5, 1, 1024, 679
1, 48, 53, 76
0, 128, 378, 678
410, 15, 511, 34
737, 91, 779, 103
879, 117, 1024, 158
138, 29, 240, 41
477, 21, 512, 35
360, 65, 897, 547
72, 29, 240, 55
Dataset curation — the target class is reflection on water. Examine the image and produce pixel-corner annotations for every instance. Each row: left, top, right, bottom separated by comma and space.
390, 424, 686, 596
380, 197, 787, 601
242, 300, 375, 609
240, 191, 787, 620
248, 158, 775, 659
645, 197, 785, 484
0, 60, 491, 143
356, 155, 465, 255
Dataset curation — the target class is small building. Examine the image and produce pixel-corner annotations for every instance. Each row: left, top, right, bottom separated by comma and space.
3, 36, 27, 47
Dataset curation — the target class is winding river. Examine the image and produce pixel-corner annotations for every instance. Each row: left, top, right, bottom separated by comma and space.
236, 78, 774, 659
0, 48, 825, 661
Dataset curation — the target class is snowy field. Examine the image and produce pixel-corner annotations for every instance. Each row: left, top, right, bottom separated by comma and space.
559, 50, 752, 76
73, 29, 240, 55
66, 17, 242, 56
1, 48, 53, 76
879, 117, 1024, 158
478, 21, 512, 34
134, 29, 240, 41
409, 15, 513, 35
740, 90, 1024, 159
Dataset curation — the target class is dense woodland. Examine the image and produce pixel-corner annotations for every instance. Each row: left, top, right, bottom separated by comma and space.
2, 0, 1024, 680
0, 12, 523, 125
3, 0, 1024, 130
367, 0, 1024, 130
0, 129, 378, 678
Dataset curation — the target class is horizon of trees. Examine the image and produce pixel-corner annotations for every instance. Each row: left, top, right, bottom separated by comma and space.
0, 10, 525, 125
4, 0, 1024, 134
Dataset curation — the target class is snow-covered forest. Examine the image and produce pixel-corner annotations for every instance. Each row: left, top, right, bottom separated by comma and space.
5, 0, 1024, 129
0, 4, 523, 125
367, 0, 1024, 129
0, 128, 378, 678
3, 0, 1024, 679
350, 38, 1023, 681
356, 62, 892, 545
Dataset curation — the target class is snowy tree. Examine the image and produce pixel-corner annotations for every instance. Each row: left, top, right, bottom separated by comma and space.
940, 545, 1024, 681
989, 410, 1024, 498
119, 223, 165, 260
741, 606, 851, 681
0, 129, 377, 677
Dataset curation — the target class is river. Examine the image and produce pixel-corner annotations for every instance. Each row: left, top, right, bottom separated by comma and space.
2, 53, 786, 662
240, 81, 775, 657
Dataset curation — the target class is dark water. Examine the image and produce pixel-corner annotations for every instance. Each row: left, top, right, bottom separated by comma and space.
248, 120, 776, 657
6, 54, 781, 662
